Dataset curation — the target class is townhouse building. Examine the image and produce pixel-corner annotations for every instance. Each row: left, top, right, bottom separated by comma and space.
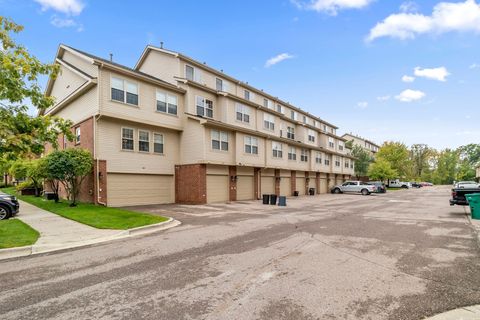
43, 44, 355, 207
342, 133, 380, 157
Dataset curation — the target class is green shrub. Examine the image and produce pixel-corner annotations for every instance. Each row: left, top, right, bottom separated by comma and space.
16, 180, 34, 191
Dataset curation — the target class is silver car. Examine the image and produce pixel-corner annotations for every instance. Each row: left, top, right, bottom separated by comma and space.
331, 181, 377, 196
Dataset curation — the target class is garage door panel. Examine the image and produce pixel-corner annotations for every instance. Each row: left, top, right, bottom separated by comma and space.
296, 178, 306, 195
320, 179, 328, 194
108, 174, 173, 207
279, 177, 291, 196
261, 177, 275, 194
207, 175, 229, 203
237, 175, 254, 201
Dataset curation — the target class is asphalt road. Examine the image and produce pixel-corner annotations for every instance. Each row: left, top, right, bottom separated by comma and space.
1, 186, 479, 320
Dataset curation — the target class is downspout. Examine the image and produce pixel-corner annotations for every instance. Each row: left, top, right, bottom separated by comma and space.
95, 62, 107, 206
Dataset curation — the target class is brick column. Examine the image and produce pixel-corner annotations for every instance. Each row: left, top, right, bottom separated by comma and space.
316, 172, 321, 194
175, 164, 207, 204
274, 169, 280, 196
291, 171, 296, 195
94, 160, 107, 205
229, 166, 237, 202
254, 168, 260, 200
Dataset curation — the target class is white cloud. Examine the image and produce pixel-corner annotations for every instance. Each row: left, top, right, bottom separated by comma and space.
292, 0, 374, 15
265, 53, 294, 68
367, 0, 480, 42
34, 0, 85, 15
50, 15, 83, 31
414, 66, 450, 81
357, 101, 368, 108
377, 95, 391, 101
402, 75, 415, 82
469, 63, 480, 69
395, 89, 426, 102
400, 1, 419, 13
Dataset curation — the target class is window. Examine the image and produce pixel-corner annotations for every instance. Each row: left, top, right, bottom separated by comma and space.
211, 130, 228, 151
303, 116, 307, 124
156, 91, 178, 115
122, 128, 134, 151
323, 124, 327, 132
324, 154, 330, 166
244, 90, 250, 100
196, 96, 213, 118
315, 152, 322, 164
338, 141, 344, 151
235, 104, 250, 123
276, 104, 284, 114
139, 130, 150, 152
308, 129, 315, 143
301, 149, 308, 162
313, 120, 316, 127
350, 162, 354, 169
216, 78, 223, 91
290, 110, 297, 121
272, 142, 283, 158
264, 99, 272, 109
75, 127, 81, 144
111, 77, 138, 106
288, 147, 296, 161
263, 113, 275, 131
153, 133, 164, 154
328, 137, 335, 148
335, 156, 341, 167
186, 65, 194, 81
345, 159, 350, 168
287, 126, 295, 140
244, 136, 258, 154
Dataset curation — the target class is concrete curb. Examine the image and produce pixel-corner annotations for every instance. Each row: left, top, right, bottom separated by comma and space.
423, 304, 480, 319
0, 217, 181, 261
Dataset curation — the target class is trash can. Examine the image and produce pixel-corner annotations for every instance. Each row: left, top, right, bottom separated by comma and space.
293, 191, 299, 197
278, 196, 287, 206
466, 193, 480, 220
262, 194, 270, 205
270, 194, 277, 205
309, 188, 315, 196
44, 192, 56, 200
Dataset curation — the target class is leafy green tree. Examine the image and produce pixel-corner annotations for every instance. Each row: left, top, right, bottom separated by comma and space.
46, 148, 93, 206
410, 144, 432, 179
9, 158, 45, 196
0, 17, 73, 159
368, 159, 398, 182
433, 149, 458, 185
0, 158, 13, 187
376, 142, 411, 179
351, 145, 373, 177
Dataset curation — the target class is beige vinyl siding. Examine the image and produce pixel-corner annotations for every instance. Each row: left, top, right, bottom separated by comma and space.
320, 178, 328, 194
99, 69, 183, 129
62, 50, 98, 77
107, 173, 173, 206
206, 175, 229, 203
138, 51, 181, 85
50, 64, 88, 105
235, 133, 265, 167
296, 177, 306, 196
204, 128, 235, 165
97, 118, 178, 175
53, 87, 98, 123
179, 118, 205, 164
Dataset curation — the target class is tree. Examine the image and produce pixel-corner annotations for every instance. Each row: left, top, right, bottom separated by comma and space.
410, 144, 433, 180
0, 17, 73, 159
46, 148, 93, 206
351, 145, 373, 177
433, 149, 458, 185
9, 158, 45, 196
376, 142, 411, 179
368, 159, 398, 182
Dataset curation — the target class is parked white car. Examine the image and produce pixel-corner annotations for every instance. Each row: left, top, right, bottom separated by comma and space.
330, 181, 377, 196
387, 180, 411, 189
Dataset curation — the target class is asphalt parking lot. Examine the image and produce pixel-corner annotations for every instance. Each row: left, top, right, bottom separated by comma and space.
1, 186, 479, 320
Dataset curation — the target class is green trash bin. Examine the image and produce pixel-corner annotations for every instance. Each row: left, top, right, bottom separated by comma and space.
466, 193, 480, 220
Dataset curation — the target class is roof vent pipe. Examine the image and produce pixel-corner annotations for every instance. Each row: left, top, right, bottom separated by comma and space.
109, 53, 113, 62
160, 41, 164, 49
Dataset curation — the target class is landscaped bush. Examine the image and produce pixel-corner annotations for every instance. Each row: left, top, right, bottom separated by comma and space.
16, 180, 35, 191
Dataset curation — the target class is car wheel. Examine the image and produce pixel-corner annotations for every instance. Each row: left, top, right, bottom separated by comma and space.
0, 205, 11, 220
361, 189, 370, 196
333, 188, 341, 194
401, 185, 408, 189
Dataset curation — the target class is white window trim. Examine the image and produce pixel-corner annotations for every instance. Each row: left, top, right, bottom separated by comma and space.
196, 95, 214, 118
211, 129, 229, 152
244, 136, 258, 155
75, 127, 81, 144
138, 130, 150, 153
121, 127, 135, 152
235, 103, 250, 124
111, 76, 139, 107
156, 90, 178, 116
153, 132, 165, 155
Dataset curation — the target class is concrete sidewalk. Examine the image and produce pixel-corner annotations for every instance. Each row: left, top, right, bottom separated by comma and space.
0, 199, 180, 260
424, 305, 480, 319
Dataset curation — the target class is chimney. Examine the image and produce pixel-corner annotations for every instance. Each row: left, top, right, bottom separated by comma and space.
109, 53, 113, 62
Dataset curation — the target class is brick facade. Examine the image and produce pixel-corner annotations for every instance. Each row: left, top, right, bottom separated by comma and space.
291, 171, 296, 195
175, 164, 207, 204
229, 166, 237, 202
254, 168, 260, 200
274, 169, 280, 196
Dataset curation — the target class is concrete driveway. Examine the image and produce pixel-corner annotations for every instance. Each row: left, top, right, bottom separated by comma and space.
1, 186, 479, 320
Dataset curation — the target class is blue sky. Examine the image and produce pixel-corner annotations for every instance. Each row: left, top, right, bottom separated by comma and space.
2, 0, 480, 149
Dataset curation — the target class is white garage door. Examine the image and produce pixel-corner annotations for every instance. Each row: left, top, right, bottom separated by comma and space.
237, 175, 254, 201
107, 173, 173, 207
207, 174, 229, 203
320, 179, 328, 194
279, 177, 291, 196
261, 176, 275, 194
296, 177, 306, 195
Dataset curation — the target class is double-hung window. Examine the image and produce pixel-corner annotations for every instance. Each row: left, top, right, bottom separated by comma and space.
244, 136, 258, 154
122, 128, 134, 151
216, 78, 223, 91
345, 159, 350, 168
338, 141, 344, 151
290, 110, 297, 121
156, 91, 178, 115
328, 137, 335, 148
272, 142, 283, 158
75, 127, 81, 144
263, 114, 275, 131
324, 154, 330, 166
139, 130, 150, 152
276, 104, 284, 114
264, 99, 272, 109
303, 116, 307, 124
315, 152, 322, 164
235, 104, 250, 123
335, 156, 341, 167
308, 129, 315, 143
211, 130, 228, 151
186, 65, 195, 81
301, 149, 308, 162
111, 77, 138, 106
153, 133, 164, 154
244, 90, 250, 101
287, 126, 295, 140
196, 96, 213, 118
288, 147, 296, 161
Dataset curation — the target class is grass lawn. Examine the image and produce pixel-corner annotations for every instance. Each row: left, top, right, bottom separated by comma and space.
1, 187, 168, 230
0, 219, 39, 249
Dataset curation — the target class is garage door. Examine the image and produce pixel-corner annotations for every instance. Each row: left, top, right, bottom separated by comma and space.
207, 174, 229, 203
107, 173, 173, 207
279, 177, 291, 196
296, 177, 306, 195
320, 179, 328, 194
237, 175, 254, 200
261, 176, 275, 194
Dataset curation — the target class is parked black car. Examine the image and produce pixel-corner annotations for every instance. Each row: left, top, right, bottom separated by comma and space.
450, 186, 480, 206
411, 182, 423, 188
0, 194, 20, 220
367, 181, 387, 193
